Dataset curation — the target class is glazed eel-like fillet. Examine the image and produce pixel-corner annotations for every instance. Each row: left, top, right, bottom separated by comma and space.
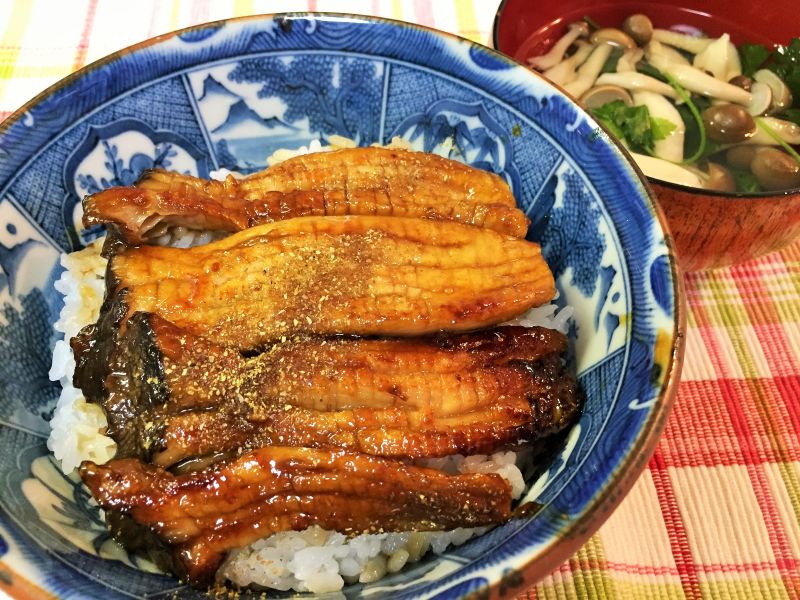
83, 147, 531, 243
106, 215, 554, 349
80, 447, 512, 586
72, 312, 580, 468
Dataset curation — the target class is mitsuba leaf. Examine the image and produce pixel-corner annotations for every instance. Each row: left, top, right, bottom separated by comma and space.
739, 43, 770, 77
766, 38, 800, 109
591, 100, 675, 155
650, 117, 677, 140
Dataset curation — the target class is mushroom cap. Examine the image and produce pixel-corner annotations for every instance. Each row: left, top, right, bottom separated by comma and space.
590, 28, 637, 49
703, 104, 757, 144
725, 145, 757, 170
747, 82, 773, 116
705, 162, 736, 193
622, 14, 653, 46
753, 69, 793, 113
728, 75, 752, 92
750, 147, 800, 191
580, 84, 634, 109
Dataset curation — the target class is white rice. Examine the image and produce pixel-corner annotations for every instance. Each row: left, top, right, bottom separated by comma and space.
46, 141, 570, 593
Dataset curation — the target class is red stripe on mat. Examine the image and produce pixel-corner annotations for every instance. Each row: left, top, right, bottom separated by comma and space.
775, 375, 800, 443
661, 380, 745, 468
71, 0, 98, 71
732, 260, 799, 376
569, 558, 793, 577
718, 377, 800, 593
648, 449, 702, 598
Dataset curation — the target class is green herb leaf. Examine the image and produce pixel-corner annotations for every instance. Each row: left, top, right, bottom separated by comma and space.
768, 38, 800, 107
739, 43, 770, 77
650, 117, 677, 141
591, 100, 668, 155
731, 168, 762, 193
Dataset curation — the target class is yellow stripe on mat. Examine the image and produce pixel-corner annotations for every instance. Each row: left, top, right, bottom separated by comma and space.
453, 0, 479, 42
0, 1, 35, 80
234, 0, 254, 17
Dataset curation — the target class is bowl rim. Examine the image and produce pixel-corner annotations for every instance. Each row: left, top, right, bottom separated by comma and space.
490, 0, 800, 200
0, 11, 687, 598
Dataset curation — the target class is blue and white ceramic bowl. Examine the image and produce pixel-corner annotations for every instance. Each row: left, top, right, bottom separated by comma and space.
0, 13, 684, 599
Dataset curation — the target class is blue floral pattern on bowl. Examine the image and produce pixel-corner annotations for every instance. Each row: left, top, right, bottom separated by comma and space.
0, 13, 682, 600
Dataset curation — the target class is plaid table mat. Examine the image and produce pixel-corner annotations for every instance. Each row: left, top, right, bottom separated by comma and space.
1, 2, 798, 599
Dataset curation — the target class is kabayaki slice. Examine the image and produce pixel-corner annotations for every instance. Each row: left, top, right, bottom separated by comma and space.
80, 447, 512, 586
72, 312, 580, 466
83, 147, 530, 243
108, 215, 554, 348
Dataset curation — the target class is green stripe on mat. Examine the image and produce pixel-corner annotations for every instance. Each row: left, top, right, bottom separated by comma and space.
529, 535, 686, 599
700, 577, 792, 599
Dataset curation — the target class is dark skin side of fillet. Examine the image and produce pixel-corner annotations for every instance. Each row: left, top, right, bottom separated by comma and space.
82, 147, 530, 243
72, 311, 582, 468
80, 447, 512, 587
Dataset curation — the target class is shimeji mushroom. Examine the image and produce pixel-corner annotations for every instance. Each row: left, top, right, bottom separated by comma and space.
704, 163, 736, 192
747, 117, 800, 145
753, 69, 793, 113
630, 152, 704, 188
645, 39, 691, 67
651, 29, 712, 54
746, 82, 773, 116
728, 75, 753, 91
648, 53, 752, 105
528, 22, 590, 71
616, 48, 644, 72
703, 104, 757, 143
595, 72, 679, 99
589, 27, 637, 49
726, 145, 757, 169
693, 34, 741, 81
750, 147, 800, 190
622, 14, 654, 46
581, 85, 634, 109
542, 41, 594, 86
563, 43, 613, 98
632, 90, 685, 162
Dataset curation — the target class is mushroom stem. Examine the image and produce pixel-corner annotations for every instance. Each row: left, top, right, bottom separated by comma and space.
632, 91, 685, 162
649, 54, 753, 105
596, 72, 679, 99
542, 41, 593, 86
646, 39, 691, 67
652, 29, 713, 54
692, 34, 736, 81
563, 43, 612, 98
528, 23, 589, 71
616, 48, 644, 72
630, 152, 705, 187
747, 117, 800, 146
